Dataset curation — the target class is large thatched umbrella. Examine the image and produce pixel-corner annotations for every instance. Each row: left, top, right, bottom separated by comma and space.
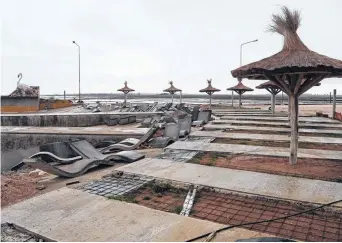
231, 6, 342, 165
199, 79, 221, 107
227, 78, 253, 109
163, 81, 182, 103
256, 81, 280, 115
118, 81, 135, 105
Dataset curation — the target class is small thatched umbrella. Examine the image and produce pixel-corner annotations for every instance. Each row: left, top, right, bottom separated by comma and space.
231, 6, 342, 165
256, 81, 281, 114
199, 79, 221, 107
163, 81, 182, 103
227, 78, 254, 109
118, 81, 135, 105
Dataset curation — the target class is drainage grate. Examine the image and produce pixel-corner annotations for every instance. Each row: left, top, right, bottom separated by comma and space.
77, 174, 154, 197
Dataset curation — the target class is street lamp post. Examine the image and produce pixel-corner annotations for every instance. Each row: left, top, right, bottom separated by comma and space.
233, 39, 258, 107
72, 41, 81, 102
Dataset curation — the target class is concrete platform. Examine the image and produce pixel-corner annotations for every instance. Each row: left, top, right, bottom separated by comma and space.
218, 113, 287, 117
1, 188, 273, 242
205, 124, 342, 135
220, 116, 341, 124
167, 141, 342, 160
1, 126, 149, 136
191, 131, 342, 145
117, 158, 342, 205
212, 120, 342, 129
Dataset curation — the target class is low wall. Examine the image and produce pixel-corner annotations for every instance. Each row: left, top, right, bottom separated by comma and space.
39, 99, 73, 110
0, 112, 160, 127
1, 96, 39, 113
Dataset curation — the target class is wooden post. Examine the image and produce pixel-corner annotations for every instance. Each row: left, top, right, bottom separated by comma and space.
124, 93, 127, 106
64, 90, 66, 100
239, 93, 242, 110
332, 89, 337, 119
231, 91, 234, 107
271, 93, 275, 115
289, 95, 299, 165
281, 92, 283, 105
180, 91, 182, 104
288, 96, 291, 122
330, 92, 332, 103
171, 94, 174, 103
209, 95, 212, 108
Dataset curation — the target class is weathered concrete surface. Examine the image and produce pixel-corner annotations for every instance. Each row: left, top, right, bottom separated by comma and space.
167, 141, 342, 160
1, 126, 148, 152
218, 113, 287, 117
1, 188, 273, 242
220, 116, 342, 124
191, 130, 342, 144
205, 124, 342, 135
212, 119, 342, 129
117, 158, 342, 205
1, 112, 161, 127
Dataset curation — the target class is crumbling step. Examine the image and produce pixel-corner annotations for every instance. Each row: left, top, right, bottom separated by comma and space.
212, 120, 342, 129
219, 116, 341, 124
191, 131, 342, 145
167, 141, 342, 160
204, 124, 342, 135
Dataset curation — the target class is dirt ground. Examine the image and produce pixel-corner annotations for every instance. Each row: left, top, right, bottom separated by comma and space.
190, 152, 342, 182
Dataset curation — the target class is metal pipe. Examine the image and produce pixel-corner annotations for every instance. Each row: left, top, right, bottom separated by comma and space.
333, 89, 337, 119
240, 39, 258, 66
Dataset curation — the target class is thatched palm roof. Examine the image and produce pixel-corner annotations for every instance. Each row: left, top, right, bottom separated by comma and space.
227, 80, 253, 92
256, 81, 278, 89
199, 79, 221, 93
231, 7, 342, 80
118, 81, 135, 93
163, 81, 182, 94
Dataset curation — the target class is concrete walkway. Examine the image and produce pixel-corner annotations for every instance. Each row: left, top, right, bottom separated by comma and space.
205, 124, 342, 135
117, 158, 342, 205
1, 188, 272, 241
218, 113, 286, 117
1, 126, 149, 136
220, 116, 341, 124
191, 130, 342, 144
212, 120, 342, 129
167, 141, 342, 160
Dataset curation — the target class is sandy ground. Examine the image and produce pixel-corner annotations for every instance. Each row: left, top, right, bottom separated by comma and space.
1, 148, 162, 208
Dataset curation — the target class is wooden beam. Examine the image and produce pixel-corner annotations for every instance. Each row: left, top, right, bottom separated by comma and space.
273, 75, 292, 95
293, 74, 304, 95
298, 74, 326, 96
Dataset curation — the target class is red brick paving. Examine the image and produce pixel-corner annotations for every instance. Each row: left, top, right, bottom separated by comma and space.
191, 190, 342, 242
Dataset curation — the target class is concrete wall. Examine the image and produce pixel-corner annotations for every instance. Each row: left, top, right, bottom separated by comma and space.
0, 113, 159, 127
1, 96, 39, 113
1, 133, 143, 171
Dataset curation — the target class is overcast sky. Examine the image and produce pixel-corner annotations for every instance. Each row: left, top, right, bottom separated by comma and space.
1, 0, 342, 95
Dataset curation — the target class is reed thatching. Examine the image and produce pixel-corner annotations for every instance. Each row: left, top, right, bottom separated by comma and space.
199, 79, 221, 93
227, 80, 254, 92
118, 81, 135, 93
163, 81, 182, 94
231, 6, 342, 80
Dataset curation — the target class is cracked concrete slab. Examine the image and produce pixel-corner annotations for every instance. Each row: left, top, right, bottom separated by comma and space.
167, 141, 342, 160
116, 158, 342, 205
212, 120, 342, 129
1, 188, 273, 242
191, 130, 342, 144
1, 126, 149, 136
204, 124, 342, 135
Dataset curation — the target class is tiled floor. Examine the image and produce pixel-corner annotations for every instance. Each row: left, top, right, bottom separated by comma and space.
191, 190, 342, 242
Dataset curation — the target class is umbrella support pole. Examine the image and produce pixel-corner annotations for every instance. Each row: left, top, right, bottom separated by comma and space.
289, 95, 299, 165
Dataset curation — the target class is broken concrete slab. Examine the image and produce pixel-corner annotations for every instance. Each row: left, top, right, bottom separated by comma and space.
167, 141, 342, 160
219, 116, 341, 124
117, 158, 342, 205
191, 130, 342, 145
204, 124, 342, 135
1, 188, 273, 242
212, 120, 342, 129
